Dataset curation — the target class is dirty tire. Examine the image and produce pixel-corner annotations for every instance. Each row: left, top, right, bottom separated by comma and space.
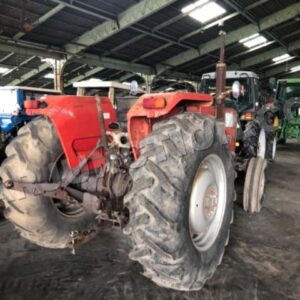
0, 199, 7, 224
0, 118, 95, 249
242, 120, 260, 158
266, 131, 276, 161
124, 113, 235, 291
243, 157, 267, 213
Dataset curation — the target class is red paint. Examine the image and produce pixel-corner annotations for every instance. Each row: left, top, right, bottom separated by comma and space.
128, 93, 237, 157
26, 92, 237, 170
26, 95, 117, 169
128, 92, 213, 158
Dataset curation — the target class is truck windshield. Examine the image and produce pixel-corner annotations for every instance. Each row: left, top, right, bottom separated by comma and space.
201, 78, 252, 110
0, 89, 19, 115
277, 82, 300, 101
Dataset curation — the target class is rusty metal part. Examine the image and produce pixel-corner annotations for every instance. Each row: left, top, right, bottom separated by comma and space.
67, 229, 98, 254
215, 30, 227, 122
82, 193, 102, 214
3, 180, 106, 213
4, 180, 80, 205
96, 209, 129, 228
95, 95, 109, 151
61, 141, 102, 189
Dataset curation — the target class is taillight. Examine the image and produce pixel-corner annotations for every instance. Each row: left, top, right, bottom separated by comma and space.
143, 97, 166, 109
24, 100, 47, 109
240, 112, 254, 120
24, 100, 39, 109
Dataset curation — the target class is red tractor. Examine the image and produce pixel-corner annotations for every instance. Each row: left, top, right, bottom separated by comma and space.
0, 33, 266, 291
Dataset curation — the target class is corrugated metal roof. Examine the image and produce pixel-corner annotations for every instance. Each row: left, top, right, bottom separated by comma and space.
0, 0, 299, 88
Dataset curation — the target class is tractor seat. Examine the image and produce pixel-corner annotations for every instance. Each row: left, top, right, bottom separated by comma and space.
115, 96, 139, 131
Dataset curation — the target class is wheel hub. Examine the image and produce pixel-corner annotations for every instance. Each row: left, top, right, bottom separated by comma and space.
189, 154, 227, 252
203, 185, 218, 220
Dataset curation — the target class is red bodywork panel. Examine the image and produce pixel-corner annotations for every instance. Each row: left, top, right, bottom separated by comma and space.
127, 92, 237, 158
26, 95, 117, 169
128, 92, 213, 158
26, 92, 237, 170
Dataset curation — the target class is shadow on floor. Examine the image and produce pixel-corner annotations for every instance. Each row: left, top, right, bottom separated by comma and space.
0, 141, 299, 300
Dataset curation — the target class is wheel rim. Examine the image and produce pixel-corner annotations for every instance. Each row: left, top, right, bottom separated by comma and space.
272, 136, 277, 160
189, 154, 227, 252
258, 168, 265, 202
49, 154, 85, 217
257, 128, 266, 159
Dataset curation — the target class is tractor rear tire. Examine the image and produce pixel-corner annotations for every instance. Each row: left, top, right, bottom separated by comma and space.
0, 118, 95, 249
243, 157, 267, 213
124, 113, 235, 291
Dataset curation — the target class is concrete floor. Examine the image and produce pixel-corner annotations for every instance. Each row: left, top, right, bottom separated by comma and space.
0, 141, 299, 300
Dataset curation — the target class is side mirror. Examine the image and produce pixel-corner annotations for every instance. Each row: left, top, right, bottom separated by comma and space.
268, 77, 276, 90
232, 80, 241, 99
130, 80, 138, 95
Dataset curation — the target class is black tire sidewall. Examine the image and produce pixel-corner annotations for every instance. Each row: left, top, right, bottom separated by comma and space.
1, 118, 95, 248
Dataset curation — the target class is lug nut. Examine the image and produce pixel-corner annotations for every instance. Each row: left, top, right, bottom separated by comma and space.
4, 180, 13, 189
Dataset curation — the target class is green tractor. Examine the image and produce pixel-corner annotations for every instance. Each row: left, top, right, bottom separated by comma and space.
273, 78, 300, 143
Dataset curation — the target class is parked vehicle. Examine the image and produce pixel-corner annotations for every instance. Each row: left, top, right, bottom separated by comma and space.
201, 70, 277, 163
0, 86, 60, 160
273, 78, 300, 142
0, 34, 269, 291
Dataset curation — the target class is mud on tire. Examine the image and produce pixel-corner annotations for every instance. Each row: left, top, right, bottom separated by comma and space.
266, 130, 276, 161
0, 118, 95, 249
242, 120, 260, 158
124, 113, 235, 291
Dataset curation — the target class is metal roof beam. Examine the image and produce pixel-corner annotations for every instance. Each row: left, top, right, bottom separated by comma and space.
264, 60, 300, 77
8, 64, 50, 86
0, 41, 63, 60
78, 54, 154, 75
7, 0, 176, 86
65, 0, 177, 55
1, 56, 36, 77
229, 40, 300, 69
65, 66, 105, 87
156, 2, 300, 74
13, 4, 66, 40
0, 52, 15, 64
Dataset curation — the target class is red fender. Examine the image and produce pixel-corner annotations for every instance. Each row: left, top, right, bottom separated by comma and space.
127, 92, 213, 158
26, 95, 117, 169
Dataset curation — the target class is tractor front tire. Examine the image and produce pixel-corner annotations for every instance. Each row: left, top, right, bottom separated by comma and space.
124, 113, 235, 291
266, 131, 277, 161
0, 118, 95, 249
243, 157, 267, 213
242, 120, 267, 159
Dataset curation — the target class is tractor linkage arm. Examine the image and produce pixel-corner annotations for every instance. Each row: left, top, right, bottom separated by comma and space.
2, 95, 129, 226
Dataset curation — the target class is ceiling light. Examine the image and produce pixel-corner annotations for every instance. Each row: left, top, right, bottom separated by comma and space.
182, 0, 208, 13
44, 73, 55, 79
239, 33, 259, 44
272, 53, 291, 62
239, 33, 267, 48
0, 67, 10, 74
182, 0, 226, 23
290, 65, 300, 73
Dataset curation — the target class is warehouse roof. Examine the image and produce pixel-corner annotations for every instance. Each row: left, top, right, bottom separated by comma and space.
0, 0, 299, 90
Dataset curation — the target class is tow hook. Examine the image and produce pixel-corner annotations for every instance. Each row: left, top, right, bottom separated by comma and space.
68, 229, 97, 255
